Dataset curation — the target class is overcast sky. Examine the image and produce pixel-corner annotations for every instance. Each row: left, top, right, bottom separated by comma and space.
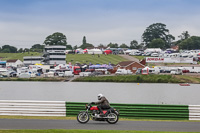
0, 0, 200, 48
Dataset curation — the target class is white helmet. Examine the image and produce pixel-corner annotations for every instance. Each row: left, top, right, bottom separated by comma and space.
97, 94, 103, 100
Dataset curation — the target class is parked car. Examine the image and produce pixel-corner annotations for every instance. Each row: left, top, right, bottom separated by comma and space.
9, 72, 17, 77
143, 52, 151, 56
135, 68, 142, 75
151, 53, 159, 57
170, 68, 183, 75
90, 71, 103, 76
58, 72, 65, 77
79, 72, 91, 77
134, 51, 144, 56
115, 69, 132, 75
182, 69, 190, 73
64, 71, 74, 77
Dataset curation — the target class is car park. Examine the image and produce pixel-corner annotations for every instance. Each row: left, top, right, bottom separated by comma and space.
151, 53, 159, 57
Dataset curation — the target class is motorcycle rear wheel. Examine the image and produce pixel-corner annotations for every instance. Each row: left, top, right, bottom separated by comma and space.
77, 111, 90, 124
106, 113, 119, 124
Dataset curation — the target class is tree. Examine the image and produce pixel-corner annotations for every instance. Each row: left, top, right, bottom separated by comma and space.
142, 23, 175, 48
23, 48, 30, 53
107, 43, 118, 48
83, 36, 87, 45
0, 45, 17, 53
73, 45, 78, 50
98, 44, 106, 47
119, 43, 129, 48
79, 36, 94, 49
44, 32, 67, 46
178, 31, 190, 40
66, 44, 72, 50
149, 38, 165, 49
179, 36, 200, 50
18, 48, 24, 53
130, 40, 138, 49
30, 44, 45, 52
79, 43, 94, 49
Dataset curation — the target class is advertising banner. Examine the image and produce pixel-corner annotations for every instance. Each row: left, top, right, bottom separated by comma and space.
146, 57, 193, 63
146, 57, 164, 63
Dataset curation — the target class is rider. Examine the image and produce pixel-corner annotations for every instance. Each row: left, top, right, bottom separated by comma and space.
91, 94, 110, 116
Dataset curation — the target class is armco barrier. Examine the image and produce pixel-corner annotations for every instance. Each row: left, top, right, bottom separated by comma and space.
0, 100, 66, 116
66, 102, 189, 120
1, 100, 199, 120
189, 105, 200, 120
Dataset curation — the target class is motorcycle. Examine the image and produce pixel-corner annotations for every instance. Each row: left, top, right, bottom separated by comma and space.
77, 103, 119, 124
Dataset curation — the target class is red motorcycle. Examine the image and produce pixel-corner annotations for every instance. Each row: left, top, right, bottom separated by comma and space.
77, 103, 119, 124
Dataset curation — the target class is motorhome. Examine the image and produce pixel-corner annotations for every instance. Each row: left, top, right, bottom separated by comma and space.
170, 68, 183, 75
115, 69, 132, 75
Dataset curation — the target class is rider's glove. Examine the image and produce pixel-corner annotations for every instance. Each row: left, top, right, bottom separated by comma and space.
91, 102, 95, 104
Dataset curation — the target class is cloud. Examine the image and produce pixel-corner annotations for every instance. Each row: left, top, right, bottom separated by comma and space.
1, 0, 200, 48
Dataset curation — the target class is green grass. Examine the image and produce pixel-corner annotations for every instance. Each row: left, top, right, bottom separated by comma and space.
0, 130, 199, 133
0, 77, 68, 82
132, 56, 145, 60
66, 54, 128, 65
0, 52, 41, 61
0, 53, 128, 65
2, 115, 198, 122
73, 74, 200, 83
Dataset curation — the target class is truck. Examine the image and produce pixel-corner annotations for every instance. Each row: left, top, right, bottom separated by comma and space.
115, 69, 132, 75
72, 66, 81, 75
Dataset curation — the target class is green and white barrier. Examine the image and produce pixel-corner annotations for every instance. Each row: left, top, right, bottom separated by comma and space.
0, 100, 199, 120
66, 102, 189, 120
0, 100, 66, 116
189, 105, 200, 120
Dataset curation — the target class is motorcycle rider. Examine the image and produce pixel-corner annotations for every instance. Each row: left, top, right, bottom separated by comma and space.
91, 94, 110, 117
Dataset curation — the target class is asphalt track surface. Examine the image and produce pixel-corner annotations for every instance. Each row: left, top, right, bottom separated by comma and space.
0, 119, 200, 132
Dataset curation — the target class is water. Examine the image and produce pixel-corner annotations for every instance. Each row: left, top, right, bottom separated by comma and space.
0, 81, 199, 105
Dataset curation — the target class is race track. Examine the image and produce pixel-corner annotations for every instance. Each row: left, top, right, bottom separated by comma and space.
0, 119, 200, 132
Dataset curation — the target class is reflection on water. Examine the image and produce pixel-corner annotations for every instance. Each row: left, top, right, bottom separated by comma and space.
0, 81, 199, 105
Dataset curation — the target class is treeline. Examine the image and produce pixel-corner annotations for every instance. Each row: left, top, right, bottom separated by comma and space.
0, 44, 44, 53
1, 22, 200, 53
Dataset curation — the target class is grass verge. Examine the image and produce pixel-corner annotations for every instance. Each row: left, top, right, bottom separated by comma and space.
0, 116, 199, 122
0, 129, 199, 133
0, 77, 68, 82
73, 74, 200, 84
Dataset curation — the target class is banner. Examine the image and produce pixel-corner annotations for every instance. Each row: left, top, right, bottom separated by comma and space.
146, 57, 164, 63
146, 57, 193, 63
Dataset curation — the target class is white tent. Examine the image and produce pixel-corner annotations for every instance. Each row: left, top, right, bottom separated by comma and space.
87, 49, 103, 54
144, 48, 162, 53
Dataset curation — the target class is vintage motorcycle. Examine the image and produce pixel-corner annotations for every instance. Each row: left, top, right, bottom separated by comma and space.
77, 103, 119, 124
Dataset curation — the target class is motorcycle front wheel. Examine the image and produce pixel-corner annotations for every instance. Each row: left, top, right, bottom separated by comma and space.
77, 111, 90, 124
106, 113, 119, 124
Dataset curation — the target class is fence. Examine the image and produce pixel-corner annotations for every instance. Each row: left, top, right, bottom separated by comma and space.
66, 102, 189, 120
189, 105, 200, 120
0, 100, 200, 120
0, 100, 66, 116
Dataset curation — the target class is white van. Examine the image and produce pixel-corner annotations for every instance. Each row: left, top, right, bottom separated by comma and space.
64, 71, 74, 77
115, 69, 132, 75
47, 72, 54, 77
170, 68, 183, 75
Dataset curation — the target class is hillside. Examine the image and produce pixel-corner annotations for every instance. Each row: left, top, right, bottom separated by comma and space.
66, 54, 128, 65
0, 52, 41, 61
0, 53, 128, 65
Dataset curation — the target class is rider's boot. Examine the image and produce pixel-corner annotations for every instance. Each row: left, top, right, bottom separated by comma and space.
99, 108, 105, 117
